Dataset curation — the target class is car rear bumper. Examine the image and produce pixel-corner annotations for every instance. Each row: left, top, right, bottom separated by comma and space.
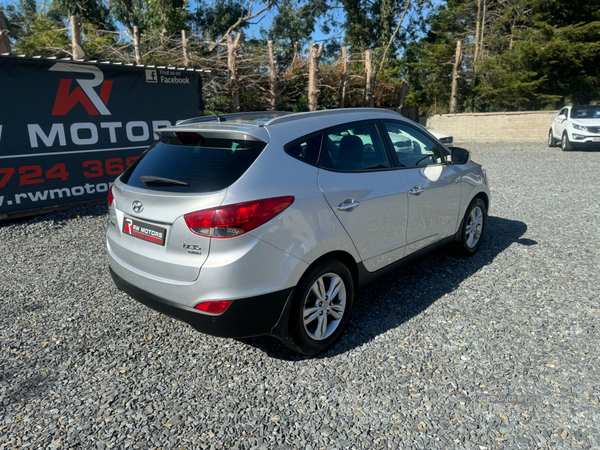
109, 266, 294, 339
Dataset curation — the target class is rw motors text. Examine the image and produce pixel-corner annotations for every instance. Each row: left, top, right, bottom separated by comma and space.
7, 120, 174, 148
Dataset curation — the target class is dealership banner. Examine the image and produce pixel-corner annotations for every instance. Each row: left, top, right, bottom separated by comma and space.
0, 56, 203, 216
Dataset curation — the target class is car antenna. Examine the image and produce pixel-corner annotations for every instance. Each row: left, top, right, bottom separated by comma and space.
207, 108, 226, 123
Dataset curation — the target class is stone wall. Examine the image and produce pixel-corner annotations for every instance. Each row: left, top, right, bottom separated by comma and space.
421, 110, 558, 143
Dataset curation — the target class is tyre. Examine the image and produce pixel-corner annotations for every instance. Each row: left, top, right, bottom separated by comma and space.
283, 260, 354, 356
548, 129, 558, 147
561, 132, 572, 151
456, 198, 487, 256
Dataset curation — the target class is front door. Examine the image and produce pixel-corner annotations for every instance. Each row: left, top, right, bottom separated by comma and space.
381, 121, 461, 256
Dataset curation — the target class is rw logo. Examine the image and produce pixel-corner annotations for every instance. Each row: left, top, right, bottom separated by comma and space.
50, 63, 113, 116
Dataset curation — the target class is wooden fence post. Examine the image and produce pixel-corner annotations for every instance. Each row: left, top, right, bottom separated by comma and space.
268, 40, 277, 111
364, 49, 374, 107
0, 10, 11, 54
182, 30, 190, 68
339, 46, 348, 109
450, 40, 462, 112
133, 25, 142, 65
228, 32, 244, 113
70, 15, 85, 60
308, 43, 324, 111
398, 79, 409, 109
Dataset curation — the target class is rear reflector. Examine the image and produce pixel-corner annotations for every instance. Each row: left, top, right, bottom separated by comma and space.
108, 185, 114, 210
184, 196, 294, 238
194, 300, 232, 314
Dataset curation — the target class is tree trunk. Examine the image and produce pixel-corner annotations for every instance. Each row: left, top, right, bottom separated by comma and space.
308, 43, 324, 111
480, 0, 487, 59
450, 40, 462, 112
339, 46, 348, 108
70, 15, 85, 60
133, 25, 142, 65
398, 79, 409, 109
0, 10, 11, 54
364, 49, 374, 108
268, 40, 277, 111
379, 0, 411, 72
228, 32, 244, 113
182, 30, 190, 68
293, 42, 299, 64
473, 0, 481, 67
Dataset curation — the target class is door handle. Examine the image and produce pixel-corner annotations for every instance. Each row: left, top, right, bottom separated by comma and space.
409, 185, 424, 195
337, 199, 360, 211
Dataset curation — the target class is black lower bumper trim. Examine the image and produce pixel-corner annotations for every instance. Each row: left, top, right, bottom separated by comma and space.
109, 267, 294, 339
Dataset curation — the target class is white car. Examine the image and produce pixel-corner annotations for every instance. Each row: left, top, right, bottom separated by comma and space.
429, 129, 454, 148
549, 105, 600, 151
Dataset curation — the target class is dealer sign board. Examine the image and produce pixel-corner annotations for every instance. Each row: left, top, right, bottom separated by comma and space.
0, 56, 202, 217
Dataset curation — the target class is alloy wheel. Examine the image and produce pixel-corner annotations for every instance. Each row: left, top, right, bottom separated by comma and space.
465, 206, 483, 248
302, 273, 346, 341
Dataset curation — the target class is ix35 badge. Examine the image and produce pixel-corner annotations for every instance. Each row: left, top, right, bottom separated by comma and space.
183, 242, 202, 254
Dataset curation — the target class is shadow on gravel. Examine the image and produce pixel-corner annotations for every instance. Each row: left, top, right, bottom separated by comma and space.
240, 216, 532, 360
0, 203, 107, 228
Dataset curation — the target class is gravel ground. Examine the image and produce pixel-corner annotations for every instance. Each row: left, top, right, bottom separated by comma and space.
1, 142, 599, 450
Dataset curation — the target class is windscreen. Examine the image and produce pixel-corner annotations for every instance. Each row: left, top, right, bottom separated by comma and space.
571, 107, 600, 119
120, 134, 267, 193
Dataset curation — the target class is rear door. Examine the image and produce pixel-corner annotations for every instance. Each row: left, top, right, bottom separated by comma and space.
317, 121, 409, 272
381, 121, 461, 256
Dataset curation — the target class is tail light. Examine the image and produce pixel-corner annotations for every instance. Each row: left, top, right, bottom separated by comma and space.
108, 185, 114, 210
184, 196, 294, 238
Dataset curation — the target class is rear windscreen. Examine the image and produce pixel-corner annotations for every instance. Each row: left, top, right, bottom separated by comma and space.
120, 134, 267, 193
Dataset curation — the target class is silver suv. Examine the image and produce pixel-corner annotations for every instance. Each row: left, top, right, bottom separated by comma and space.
107, 108, 489, 355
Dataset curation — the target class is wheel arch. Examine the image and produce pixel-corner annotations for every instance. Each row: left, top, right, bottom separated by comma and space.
474, 191, 489, 214
302, 250, 359, 290
455, 192, 489, 242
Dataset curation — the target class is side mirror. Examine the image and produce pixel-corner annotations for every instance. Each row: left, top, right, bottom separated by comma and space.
451, 147, 470, 165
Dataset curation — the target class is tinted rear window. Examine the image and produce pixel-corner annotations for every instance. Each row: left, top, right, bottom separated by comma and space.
120, 135, 266, 193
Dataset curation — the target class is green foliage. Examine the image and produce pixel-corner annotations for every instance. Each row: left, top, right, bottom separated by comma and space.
49, 0, 113, 28
405, 0, 600, 113
262, 0, 329, 67
191, 0, 249, 41
145, 0, 188, 35
202, 95, 232, 115
13, 16, 70, 56
107, 0, 147, 32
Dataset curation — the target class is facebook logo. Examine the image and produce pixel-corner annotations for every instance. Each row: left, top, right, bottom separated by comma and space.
145, 70, 158, 83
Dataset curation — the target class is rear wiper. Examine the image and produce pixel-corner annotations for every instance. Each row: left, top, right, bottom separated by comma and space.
140, 176, 189, 186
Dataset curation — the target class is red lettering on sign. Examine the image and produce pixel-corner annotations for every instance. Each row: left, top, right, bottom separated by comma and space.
99, 81, 113, 105
52, 79, 99, 116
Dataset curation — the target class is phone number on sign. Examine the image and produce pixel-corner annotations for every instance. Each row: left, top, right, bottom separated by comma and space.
0, 156, 139, 188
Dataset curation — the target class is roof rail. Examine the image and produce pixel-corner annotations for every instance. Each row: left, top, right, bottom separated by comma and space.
263, 108, 402, 126
176, 111, 292, 126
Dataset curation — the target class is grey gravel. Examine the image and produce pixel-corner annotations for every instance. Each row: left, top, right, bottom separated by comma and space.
1, 142, 599, 450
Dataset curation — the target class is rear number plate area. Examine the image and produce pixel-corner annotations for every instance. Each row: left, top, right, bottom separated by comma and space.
123, 217, 166, 246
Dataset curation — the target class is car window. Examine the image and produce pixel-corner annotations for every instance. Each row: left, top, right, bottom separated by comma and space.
284, 133, 322, 166
559, 108, 568, 117
120, 134, 266, 193
382, 122, 445, 167
319, 122, 389, 171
